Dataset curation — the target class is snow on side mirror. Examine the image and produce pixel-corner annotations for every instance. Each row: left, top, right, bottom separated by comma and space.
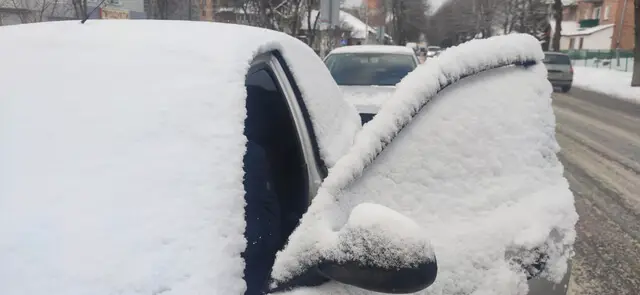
317, 203, 437, 293
270, 203, 437, 294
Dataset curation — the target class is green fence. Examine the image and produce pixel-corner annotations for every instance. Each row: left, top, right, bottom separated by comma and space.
561, 49, 635, 72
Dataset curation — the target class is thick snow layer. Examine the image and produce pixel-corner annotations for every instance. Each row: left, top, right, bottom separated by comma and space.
329, 45, 416, 55
0, 20, 360, 295
572, 66, 640, 104
325, 203, 433, 268
272, 34, 577, 295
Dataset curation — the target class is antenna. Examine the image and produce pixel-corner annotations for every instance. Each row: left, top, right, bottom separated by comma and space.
81, 0, 108, 24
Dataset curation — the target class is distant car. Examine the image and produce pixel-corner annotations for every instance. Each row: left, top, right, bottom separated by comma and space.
543, 52, 574, 92
323, 45, 419, 124
426, 46, 442, 58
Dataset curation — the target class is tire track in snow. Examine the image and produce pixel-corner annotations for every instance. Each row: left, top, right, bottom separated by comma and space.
552, 91, 640, 295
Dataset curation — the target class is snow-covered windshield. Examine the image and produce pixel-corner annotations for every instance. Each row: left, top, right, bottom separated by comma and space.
324, 53, 417, 86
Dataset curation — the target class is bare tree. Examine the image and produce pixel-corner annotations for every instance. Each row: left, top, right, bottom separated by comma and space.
6, 0, 62, 23
389, 0, 429, 45
150, 0, 196, 19
631, 0, 639, 86
302, 0, 320, 46
70, 0, 87, 19
427, 0, 550, 47
229, 0, 304, 31
551, 0, 562, 51
426, 0, 483, 46
497, 0, 548, 36
0, 0, 11, 25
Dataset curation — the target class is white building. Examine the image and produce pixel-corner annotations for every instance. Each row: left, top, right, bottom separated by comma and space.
300, 10, 392, 45
559, 24, 614, 50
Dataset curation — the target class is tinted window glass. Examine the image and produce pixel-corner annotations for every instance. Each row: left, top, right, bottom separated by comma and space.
543, 54, 571, 65
324, 53, 417, 86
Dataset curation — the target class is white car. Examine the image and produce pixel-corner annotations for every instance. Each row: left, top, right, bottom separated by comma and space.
426, 46, 443, 58
0, 21, 576, 295
323, 45, 420, 124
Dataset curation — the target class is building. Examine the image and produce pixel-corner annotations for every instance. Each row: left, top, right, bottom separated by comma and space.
199, 0, 214, 21
552, 0, 635, 50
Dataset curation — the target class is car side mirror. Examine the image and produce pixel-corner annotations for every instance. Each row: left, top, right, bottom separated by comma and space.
270, 203, 437, 294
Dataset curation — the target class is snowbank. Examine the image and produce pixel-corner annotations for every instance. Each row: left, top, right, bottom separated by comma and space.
272, 33, 577, 295
573, 66, 640, 104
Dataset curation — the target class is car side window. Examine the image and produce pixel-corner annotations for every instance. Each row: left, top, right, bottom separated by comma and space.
244, 64, 311, 245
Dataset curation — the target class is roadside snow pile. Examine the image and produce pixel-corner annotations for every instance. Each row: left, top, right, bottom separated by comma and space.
272, 33, 577, 295
573, 66, 640, 104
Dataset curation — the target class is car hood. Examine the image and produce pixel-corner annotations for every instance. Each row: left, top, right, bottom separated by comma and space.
339, 85, 396, 114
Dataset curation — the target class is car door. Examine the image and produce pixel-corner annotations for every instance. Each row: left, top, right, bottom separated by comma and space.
244, 52, 329, 248
269, 34, 578, 295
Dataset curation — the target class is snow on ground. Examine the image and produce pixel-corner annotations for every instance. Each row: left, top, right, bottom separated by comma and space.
571, 58, 635, 72
573, 66, 640, 104
272, 34, 577, 295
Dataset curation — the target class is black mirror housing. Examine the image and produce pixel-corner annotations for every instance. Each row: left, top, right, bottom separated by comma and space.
318, 256, 437, 294
269, 203, 437, 294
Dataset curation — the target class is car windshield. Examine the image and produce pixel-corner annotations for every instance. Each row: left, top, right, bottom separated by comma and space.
543, 54, 571, 65
324, 53, 417, 86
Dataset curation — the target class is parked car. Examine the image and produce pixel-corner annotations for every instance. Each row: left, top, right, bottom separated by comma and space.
0, 21, 577, 295
426, 45, 442, 58
543, 52, 574, 92
323, 45, 420, 124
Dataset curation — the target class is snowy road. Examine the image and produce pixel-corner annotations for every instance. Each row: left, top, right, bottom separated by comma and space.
552, 88, 640, 295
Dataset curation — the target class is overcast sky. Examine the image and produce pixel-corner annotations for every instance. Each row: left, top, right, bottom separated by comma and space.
343, 0, 447, 12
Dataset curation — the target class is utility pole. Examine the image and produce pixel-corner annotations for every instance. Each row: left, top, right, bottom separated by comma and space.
188, 0, 192, 20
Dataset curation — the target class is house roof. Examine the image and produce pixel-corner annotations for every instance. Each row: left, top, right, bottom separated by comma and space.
301, 10, 392, 40
562, 24, 614, 37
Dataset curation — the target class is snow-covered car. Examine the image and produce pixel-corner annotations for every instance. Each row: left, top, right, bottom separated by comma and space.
0, 21, 577, 295
323, 45, 420, 124
426, 46, 442, 58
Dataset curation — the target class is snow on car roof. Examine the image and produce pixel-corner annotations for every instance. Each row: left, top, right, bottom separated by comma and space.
328, 45, 416, 55
272, 34, 577, 294
0, 20, 359, 295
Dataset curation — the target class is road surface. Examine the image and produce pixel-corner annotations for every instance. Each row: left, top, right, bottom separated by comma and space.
552, 88, 640, 295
